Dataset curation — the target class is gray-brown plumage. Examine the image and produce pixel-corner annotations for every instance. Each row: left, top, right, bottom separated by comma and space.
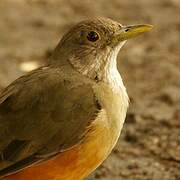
0, 65, 98, 170
0, 17, 152, 180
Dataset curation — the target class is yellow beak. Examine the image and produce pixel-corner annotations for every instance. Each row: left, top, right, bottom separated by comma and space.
116, 24, 153, 41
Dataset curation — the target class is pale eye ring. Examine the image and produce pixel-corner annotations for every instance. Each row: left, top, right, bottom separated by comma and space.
87, 31, 99, 42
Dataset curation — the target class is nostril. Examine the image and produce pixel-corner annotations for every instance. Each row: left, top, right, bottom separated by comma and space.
125, 28, 130, 32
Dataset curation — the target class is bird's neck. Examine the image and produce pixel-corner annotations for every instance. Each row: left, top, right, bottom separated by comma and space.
92, 49, 129, 150
100, 42, 129, 116
101, 42, 127, 90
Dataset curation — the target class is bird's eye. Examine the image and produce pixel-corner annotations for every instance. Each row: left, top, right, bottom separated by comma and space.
125, 28, 130, 32
87, 31, 99, 42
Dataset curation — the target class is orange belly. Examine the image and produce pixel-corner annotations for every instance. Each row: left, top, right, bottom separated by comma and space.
3, 114, 114, 180
4, 147, 83, 180
4, 146, 97, 180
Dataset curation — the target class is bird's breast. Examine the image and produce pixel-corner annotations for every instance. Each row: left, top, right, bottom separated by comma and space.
92, 80, 129, 149
72, 80, 129, 178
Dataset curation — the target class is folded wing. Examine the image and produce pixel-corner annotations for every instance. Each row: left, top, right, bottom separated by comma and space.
0, 67, 99, 177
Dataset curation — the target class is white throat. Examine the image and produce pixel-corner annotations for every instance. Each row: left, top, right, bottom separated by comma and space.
104, 41, 127, 91
94, 40, 129, 124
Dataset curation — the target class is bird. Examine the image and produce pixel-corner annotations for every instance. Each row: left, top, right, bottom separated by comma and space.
0, 17, 152, 180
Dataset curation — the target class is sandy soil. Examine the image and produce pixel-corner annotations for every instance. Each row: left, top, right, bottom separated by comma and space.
0, 0, 180, 179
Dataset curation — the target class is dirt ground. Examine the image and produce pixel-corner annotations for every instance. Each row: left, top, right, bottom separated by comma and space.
0, 0, 180, 179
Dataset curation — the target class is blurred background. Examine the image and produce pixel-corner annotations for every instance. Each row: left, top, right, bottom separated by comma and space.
0, 0, 179, 179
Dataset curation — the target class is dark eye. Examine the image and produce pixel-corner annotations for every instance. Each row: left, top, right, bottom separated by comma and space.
87, 31, 99, 42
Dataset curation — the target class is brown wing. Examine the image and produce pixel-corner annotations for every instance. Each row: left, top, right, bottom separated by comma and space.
0, 67, 100, 177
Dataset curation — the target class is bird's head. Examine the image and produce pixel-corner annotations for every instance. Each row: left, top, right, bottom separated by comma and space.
52, 17, 153, 81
